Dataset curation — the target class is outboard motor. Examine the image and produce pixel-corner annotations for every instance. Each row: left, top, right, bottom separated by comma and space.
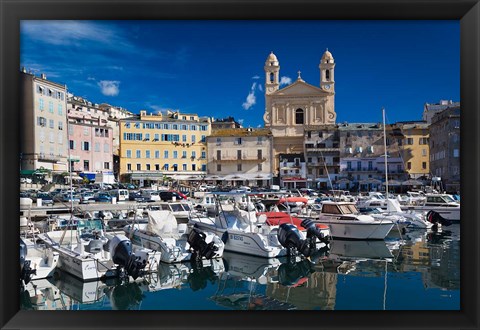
277, 223, 316, 257
109, 235, 146, 280
426, 210, 452, 227
301, 219, 329, 244
20, 239, 36, 284
187, 226, 219, 261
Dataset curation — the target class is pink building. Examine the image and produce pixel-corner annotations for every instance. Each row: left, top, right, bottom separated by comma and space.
67, 109, 113, 175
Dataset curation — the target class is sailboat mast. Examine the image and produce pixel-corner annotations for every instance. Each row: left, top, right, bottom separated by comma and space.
383, 108, 389, 196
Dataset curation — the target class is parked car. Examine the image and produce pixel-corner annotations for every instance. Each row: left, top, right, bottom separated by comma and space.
80, 192, 95, 204
94, 192, 112, 203
33, 192, 54, 206
125, 183, 137, 190
159, 191, 186, 202
20, 177, 32, 184
141, 190, 161, 202
129, 190, 148, 202
62, 193, 81, 203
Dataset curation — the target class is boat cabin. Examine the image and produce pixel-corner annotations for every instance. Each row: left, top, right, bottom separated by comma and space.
425, 194, 458, 206
321, 202, 359, 215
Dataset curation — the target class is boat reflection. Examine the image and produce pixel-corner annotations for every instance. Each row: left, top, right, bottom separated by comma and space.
211, 252, 319, 310
140, 258, 225, 292
327, 239, 394, 261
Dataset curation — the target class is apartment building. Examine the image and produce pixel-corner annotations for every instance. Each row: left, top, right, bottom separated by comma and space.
66, 109, 113, 177
423, 100, 460, 124
278, 153, 307, 189
206, 128, 273, 187
429, 105, 460, 193
392, 122, 430, 180
304, 125, 340, 189
337, 122, 406, 191
20, 70, 68, 174
119, 110, 211, 187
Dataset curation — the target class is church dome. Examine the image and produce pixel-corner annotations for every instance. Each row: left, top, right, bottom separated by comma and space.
321, 49, 334, 62
266, 52, 279, 65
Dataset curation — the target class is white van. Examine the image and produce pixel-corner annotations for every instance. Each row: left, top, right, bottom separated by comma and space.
113, 189, 129, 201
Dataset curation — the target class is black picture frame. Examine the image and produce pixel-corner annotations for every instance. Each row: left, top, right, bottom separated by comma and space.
1, 0, 478, 329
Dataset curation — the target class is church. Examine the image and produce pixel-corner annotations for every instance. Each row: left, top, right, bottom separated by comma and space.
263, 50, 337, 176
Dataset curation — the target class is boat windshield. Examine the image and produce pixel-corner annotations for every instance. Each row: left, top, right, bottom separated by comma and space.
170, 204, 184, 212
77, 220, 103, 237
338, 204, 358, 214
442, 195, 456, 203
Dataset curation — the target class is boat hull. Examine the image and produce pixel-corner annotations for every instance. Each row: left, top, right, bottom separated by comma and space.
313, 220, 394, 240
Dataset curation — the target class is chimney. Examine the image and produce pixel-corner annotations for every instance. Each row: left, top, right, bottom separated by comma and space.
41, 73, 47, 80
21, 67, 27, 73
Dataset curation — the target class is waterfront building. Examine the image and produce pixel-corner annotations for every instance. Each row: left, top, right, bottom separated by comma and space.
263, 50, 337, 178
206, 128, 273, 187
119, 110, 210, 187
20, 69, 68, 175
423, 100, 459, 124
67, 96, 133, 179
392, 121, 430, 180
66, 106, 113, 180
429, 105, 460, 193
337, 122, 406, 191
211, 116, 242, 131
278, 153, 307, 189
304, 125, 340, 189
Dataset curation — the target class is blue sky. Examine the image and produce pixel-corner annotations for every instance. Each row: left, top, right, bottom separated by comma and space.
20, 20, 459, 127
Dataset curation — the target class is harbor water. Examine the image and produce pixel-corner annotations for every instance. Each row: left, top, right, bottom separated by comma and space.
21, 224, 460, 311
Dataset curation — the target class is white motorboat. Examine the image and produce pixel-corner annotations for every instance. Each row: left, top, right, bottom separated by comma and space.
189, 194, 328, 258
20, 237, 60, 284
124, 210, 225, 263
38, 219, 160, 281
361, 199, 432, 231
313, 201, 395, 240
149, 201, 196, 223
404, 194, 460, 222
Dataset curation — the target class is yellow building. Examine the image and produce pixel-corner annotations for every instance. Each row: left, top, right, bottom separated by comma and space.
119, 110, 211, 186
394, 122, 430, 179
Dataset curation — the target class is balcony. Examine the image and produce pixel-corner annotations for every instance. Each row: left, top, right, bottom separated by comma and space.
38, 153, 60, 162
213, 157, 267, 163
305, 146, 340, 153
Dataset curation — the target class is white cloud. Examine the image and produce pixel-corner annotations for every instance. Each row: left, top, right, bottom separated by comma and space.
98, 80, 120, 96
87, 76, 96, 81
280, 76, 292, 86
252, 75, 260, 79
238, 119, 245, 125
258, 84, 263, 92
21, 21, 124, 47
242, 82, 257, 110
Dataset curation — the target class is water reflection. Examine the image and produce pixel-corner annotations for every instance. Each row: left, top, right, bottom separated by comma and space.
20, 225, 460, 310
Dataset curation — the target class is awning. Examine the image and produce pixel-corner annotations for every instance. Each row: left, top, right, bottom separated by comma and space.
205, 175, 224, 180
79, 172, 96, 181
20, 169, 36, 175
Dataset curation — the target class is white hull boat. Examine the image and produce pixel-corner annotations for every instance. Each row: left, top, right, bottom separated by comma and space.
38, 219, 160, 281
190, 206, 328, 258
124, 210, 225, 263
313, 201, 394, 240
402, 194, 460, 222
20, 238, 60, 284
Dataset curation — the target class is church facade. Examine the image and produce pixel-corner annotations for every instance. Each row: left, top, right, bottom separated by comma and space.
263, 50, 337, 176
